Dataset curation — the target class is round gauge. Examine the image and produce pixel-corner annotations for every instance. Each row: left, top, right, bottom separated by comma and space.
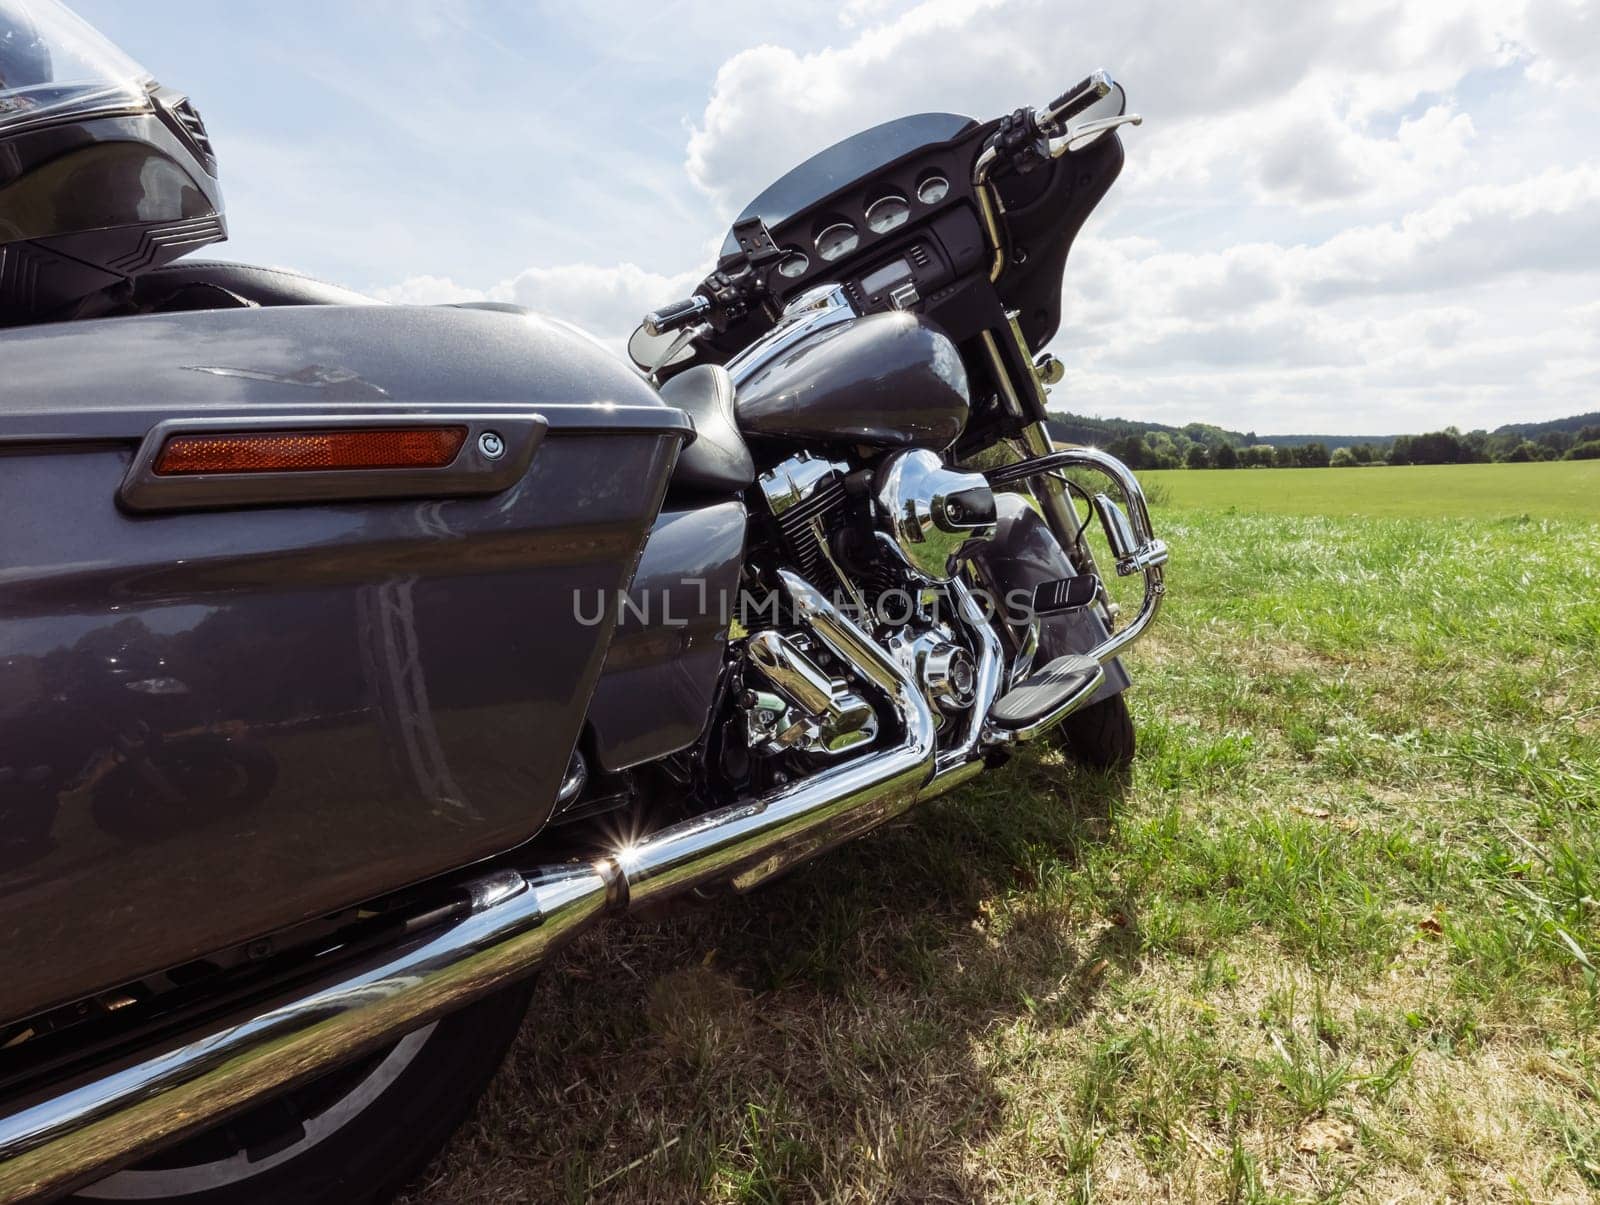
777, 251, 809, 279
917, 175, 950, 205
815, 222, 860, 262
865, 195, 911, 234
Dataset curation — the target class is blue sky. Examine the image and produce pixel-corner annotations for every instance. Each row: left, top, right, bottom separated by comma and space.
73, 0, 1600, 434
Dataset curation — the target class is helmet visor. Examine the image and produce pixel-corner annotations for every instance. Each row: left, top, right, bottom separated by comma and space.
0, 0, 152, 135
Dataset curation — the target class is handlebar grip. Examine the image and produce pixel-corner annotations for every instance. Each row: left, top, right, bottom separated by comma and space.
643, 295, 712, 337
1044, 70, 1111, 124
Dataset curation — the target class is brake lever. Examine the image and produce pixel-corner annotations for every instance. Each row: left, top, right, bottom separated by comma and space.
1048, 113, 1142, 157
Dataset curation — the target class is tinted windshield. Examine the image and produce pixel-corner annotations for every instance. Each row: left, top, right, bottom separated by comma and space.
721, 111, 976, 257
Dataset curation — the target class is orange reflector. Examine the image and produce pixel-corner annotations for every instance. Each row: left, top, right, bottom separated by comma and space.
153, 427, 468, 476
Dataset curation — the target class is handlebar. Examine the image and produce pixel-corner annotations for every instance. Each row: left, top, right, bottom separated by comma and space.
1041, 69, 1112, 129
643, 295, 712, 337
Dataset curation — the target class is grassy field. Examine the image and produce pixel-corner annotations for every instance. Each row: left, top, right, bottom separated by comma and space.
406, 465, 1600, 1203
1140, 460, 1600, 520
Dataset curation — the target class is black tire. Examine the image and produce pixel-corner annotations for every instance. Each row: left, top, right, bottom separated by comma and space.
1054, 692, 1136, 772
70, 978, 534, 1205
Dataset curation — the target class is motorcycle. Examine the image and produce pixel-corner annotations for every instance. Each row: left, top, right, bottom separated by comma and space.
0, 5, 1165, 1199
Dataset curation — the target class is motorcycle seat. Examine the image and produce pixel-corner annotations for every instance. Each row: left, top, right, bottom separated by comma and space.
132, 260, 379, 308
657, 364, 754, 494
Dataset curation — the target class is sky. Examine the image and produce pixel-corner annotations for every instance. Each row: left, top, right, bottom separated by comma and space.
73, 0, 1600, 436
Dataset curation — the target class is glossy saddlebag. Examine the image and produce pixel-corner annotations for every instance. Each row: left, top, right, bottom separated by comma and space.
0, 304, 690, 1025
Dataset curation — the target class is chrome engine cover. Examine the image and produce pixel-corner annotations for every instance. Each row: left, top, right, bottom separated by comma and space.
872, 448, 996, 583
743, 629, 878, 757
886, 623, 978, 719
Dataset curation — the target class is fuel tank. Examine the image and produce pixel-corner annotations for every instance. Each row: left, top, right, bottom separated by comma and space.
735, 310, 969, 451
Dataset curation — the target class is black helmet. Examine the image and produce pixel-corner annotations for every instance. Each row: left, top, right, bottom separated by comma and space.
0, 0, 225, 325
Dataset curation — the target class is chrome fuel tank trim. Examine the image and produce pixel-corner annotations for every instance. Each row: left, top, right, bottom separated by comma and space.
725, 285, 857, 389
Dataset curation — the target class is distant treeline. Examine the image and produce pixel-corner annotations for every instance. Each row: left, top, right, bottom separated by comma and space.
1046, 410, 1600, 469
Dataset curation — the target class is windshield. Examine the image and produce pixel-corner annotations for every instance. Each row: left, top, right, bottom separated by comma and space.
0, 0, 153, 136
721, 111, 976, 257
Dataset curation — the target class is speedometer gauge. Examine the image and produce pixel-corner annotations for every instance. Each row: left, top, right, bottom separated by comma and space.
815, 223, 859, 262
777, 251, 809, 279
865, 196, 910, 234
916, 176, 950, 205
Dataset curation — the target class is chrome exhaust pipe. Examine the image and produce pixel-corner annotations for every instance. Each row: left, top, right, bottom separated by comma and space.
0, 570, 938, 1203
616, 570, 937, 903
916, 577, 1003, 803
0, 865, 617, 1203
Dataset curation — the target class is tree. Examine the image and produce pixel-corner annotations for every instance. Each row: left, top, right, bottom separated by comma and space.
1214, 443, 1240, 469
1330, 446, 1358, 467
1145, 432, 1182, 469
1273, 445, 1297, 468
1409, 429, 1464, 464
1296, 442, 1332, 468
1538, 430, 1574, 455
1106, 435, 1148, 469
1566, 440, 1600, 460
1185, 444, 1211, 469
1505, 441, 1540, 462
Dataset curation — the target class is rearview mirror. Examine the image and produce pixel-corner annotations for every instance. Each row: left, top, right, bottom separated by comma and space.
627, 322, 699, 374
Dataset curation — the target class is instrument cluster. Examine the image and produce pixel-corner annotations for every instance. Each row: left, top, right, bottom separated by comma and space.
766, 161, 963, 294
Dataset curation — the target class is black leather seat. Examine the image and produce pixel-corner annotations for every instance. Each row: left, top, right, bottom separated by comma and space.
132, 260, 378, 308
657, 364, 754, 494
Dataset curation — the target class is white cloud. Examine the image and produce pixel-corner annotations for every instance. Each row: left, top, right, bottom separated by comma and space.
373, 262, 704, 354
1051, 165, 1600, 430
370, 275, 489, 306
366, 0, 1600, 432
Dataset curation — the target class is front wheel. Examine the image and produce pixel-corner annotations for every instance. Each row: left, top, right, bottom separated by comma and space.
1054, 692, 1135, 772
72, 978, 534, 1205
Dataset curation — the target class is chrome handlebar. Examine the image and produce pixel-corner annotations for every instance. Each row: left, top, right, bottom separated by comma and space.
1040, 69, 1114, 131
643, 294, 713, 337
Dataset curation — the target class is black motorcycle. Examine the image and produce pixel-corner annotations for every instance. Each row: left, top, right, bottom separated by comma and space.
0, 4, 1164, 1199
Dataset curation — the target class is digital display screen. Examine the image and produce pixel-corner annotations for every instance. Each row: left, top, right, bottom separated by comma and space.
860, 258, 912, 296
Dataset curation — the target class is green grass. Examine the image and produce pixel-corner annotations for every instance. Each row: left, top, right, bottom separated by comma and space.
1141, 459, 1600, 520
403, 470, 1600, 1203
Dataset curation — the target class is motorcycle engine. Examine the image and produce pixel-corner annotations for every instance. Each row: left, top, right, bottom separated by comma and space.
753, 448, 995, 728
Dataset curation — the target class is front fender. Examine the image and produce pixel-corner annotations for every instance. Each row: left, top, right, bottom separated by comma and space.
973, 493, 1130, 701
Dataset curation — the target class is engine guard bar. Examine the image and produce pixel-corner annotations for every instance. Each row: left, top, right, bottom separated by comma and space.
986, 447, 1168, 665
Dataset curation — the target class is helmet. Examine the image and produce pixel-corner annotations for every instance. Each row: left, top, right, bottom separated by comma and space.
0, 0, 224, 325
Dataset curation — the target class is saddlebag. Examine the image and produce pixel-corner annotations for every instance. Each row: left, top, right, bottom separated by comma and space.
0, 303, 690, 1024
